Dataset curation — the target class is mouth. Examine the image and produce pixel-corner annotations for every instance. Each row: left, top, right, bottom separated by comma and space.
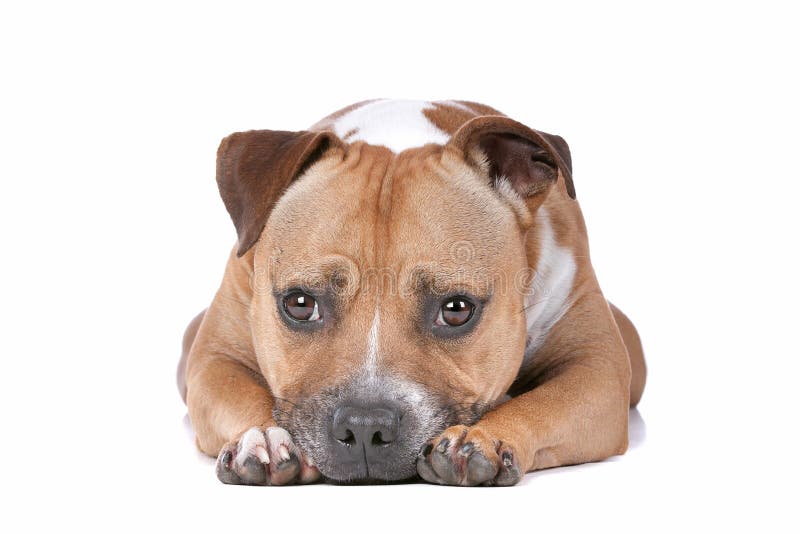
274, 374, 488, 483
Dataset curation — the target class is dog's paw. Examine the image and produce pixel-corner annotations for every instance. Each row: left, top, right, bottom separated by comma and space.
216, 426, 320, 486
416, 425, 522, 486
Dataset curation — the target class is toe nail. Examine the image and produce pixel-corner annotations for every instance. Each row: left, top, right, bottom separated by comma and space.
278, 445, 291, 461
502, 451, 513, 467
459, 443, 474, 456
436, 439, 450, 453
221, 450, 233, 467
255, 446, 270, 464
419, 443, 433, 457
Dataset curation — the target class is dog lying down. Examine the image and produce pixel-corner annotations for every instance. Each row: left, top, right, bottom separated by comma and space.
177, 99, 646, 486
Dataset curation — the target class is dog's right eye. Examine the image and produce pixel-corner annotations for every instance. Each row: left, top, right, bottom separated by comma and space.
283, 292, 320, 322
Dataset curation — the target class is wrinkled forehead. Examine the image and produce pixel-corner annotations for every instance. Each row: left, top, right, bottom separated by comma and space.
259, 145, 520, 289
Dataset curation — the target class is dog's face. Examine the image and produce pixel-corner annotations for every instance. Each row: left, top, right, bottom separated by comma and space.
216, 117, 573, 482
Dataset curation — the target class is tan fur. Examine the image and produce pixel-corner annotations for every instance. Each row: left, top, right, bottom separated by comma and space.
181, 100, 646, 480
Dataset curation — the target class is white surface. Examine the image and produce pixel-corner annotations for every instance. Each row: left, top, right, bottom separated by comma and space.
1, 1, 798, 533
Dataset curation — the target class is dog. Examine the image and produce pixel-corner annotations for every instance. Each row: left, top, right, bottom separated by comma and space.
177, 99, 646, 486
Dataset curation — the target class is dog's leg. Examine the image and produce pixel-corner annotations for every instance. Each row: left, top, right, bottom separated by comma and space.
417, 291, 632, 486
609, 302, 646, 407
177, 309, 205, 403
186, 312, 321, 485
184, 258, 320, 486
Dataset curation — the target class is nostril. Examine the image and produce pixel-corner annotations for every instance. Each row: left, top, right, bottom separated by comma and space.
371, 431, 392, 447
338, 429, 357, 447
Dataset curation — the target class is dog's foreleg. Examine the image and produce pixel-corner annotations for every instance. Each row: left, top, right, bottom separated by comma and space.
417, 292, 631, 485
184, 263, 320, 485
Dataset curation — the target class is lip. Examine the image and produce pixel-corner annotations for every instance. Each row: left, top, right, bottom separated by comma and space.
319, 458, 419, 484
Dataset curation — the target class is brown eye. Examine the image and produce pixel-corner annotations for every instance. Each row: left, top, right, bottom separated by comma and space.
283, 292, 320, 322
436, 297, 475, 327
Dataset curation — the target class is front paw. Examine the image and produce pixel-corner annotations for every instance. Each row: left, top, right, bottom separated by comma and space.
416, 425, 522, 486
216, 426, 320, 486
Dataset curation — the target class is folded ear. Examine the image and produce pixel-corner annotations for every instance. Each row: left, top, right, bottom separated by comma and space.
216, 129, 343, 256
447, 116, 575, 201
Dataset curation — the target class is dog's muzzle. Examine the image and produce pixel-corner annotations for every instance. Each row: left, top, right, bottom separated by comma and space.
276, 373, 490, 483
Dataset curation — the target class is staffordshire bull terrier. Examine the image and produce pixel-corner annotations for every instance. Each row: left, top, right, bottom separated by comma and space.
178, 99, 646, 486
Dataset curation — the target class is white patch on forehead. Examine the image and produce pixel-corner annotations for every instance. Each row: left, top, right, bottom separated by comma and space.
365, 307, 380, 377
522, 208, 577, 367
331, 99, 450, 153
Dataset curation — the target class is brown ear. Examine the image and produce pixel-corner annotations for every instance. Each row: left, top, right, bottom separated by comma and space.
447, 116, 575, 200
216, 129, 342, 256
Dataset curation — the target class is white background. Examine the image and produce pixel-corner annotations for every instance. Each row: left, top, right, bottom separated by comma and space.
2, 1, 798, 532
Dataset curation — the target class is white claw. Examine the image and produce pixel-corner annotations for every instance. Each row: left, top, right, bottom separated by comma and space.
236, 427, 268, 468
255, 446, 270, 464
279, 445, 291, 461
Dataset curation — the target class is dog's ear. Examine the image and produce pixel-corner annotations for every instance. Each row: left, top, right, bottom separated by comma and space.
447, 116, 575, 201
216, 129, 343, 256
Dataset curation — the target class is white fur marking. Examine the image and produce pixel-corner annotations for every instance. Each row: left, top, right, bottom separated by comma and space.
522, 208, 577, 366
365, 307, 380, 377
331, 99, 450, 153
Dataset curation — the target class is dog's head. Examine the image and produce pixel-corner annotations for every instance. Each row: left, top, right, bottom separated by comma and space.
216, 115, 573, 482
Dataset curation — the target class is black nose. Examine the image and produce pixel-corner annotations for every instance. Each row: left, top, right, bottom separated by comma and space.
332, 404, 401, 452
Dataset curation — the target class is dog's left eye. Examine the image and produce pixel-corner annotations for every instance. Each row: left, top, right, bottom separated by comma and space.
435, 297, 475, 327
283, 292, 321, 322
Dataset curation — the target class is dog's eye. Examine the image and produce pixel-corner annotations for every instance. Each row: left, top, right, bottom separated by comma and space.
283, 292, 320, 322
436, 297, 475, 327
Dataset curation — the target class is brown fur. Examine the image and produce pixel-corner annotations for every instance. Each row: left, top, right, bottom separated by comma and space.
180, 100, 646, 483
